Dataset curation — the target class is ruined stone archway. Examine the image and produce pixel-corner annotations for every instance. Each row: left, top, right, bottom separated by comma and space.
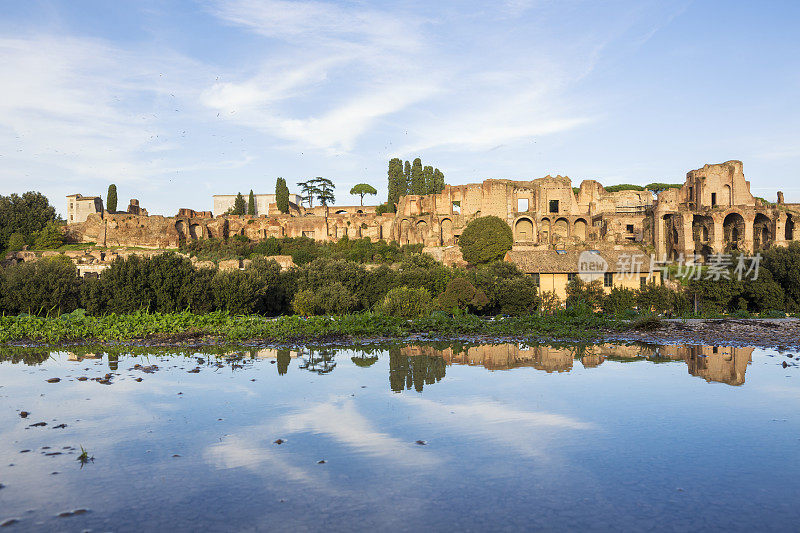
786, 213, 795, 241
189, 224, 201, 240
400, 219, 411, 245
415, 220, 428, 244
574, 218, 587, 241
723, 212, 745, 251
664, 214, 681, 260
692, 215, 714, 261
514, 217, 534, 243
175, 220, 187, 240
440, 218, 453, 245
539, 217, 551, 244
553, 218, 569, 243
754, 213, 773, 251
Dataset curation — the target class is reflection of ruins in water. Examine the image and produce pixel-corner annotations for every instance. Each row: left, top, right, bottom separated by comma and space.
654, 345, 754, 386
392, 343, 754, 389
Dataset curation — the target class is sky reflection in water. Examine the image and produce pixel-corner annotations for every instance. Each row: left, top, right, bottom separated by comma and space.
0, 342, 798, 532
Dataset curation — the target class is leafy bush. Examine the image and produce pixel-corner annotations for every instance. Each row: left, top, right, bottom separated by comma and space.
602, 287, 637, 316
494, 277, 540, 315
291, 282, 358, 315
540, 291, 562, 315
565, 278, 604, 312
32, 222, 64, 249
458, 216, 513, 265
6, 232, 26, 251
1, 255, 79, 315
438, 277, 489, 313
375, 286, 433, 318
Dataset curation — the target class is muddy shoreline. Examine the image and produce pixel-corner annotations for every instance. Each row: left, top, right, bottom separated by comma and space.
2, 318, 799, 351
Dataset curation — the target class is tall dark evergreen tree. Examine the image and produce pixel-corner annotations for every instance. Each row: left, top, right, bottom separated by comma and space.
107, 184, 118, 213
247, 190, 256, 215
232, 192, 246, 215
422, 166, 434, 194
387, 157, 404, 205
411, 158, 424, 195
432, 168, 445, 194
276, 177, 290, 214
403, 161, 412, 196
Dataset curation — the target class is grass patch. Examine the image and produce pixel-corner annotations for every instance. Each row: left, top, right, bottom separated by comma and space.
0, 311, 625, 344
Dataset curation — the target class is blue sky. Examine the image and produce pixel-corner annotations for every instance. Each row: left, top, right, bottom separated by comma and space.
1, 0, 798, 216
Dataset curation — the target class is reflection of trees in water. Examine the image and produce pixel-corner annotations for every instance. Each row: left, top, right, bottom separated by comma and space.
0, 348, 50, 366
299, 349, 337, 374
351, 355, 378, 367
389, 347, 447, 393
277, 349, 291, 375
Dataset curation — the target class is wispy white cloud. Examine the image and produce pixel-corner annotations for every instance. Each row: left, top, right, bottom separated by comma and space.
0, 35, 215, 193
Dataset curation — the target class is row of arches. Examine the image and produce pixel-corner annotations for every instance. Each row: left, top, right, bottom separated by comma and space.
681, 211, 796, 260
513, 217, 588, 244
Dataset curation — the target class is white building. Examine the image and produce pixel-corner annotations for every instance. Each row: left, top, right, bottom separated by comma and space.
66, 194, 103, 224
212, 193, 302, 217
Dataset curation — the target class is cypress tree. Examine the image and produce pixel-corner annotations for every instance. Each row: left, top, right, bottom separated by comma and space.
276, 177, 290, 214
232, 192, 246, 215
403, 161, 412, 196
432, 168, 445, 193
388, 157, 403, 204
107, 184, 118, 213
422, 165, 434, 194
411, 158, 424, 195
247, 190, 256, 215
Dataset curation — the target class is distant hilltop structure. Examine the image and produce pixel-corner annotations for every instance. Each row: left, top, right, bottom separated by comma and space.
64, 160, 800, 263
66, 194, 148, 223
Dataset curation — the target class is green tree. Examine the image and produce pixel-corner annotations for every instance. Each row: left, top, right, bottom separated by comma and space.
297, 180, 320, 208
32, 222, 64, 249
422, 165, 434, 194
107, 184, 118, 213
231, 192, 246, 215
411, 158, 424, 195
404, 160, 412, 195
247, 190, 256, 216
458, 216, 514, 265
645, 183, 682, 194
1, 255, 80, 315
438, 277, 489, 313
275, 177, 290, 214
6, 232, 26, 251
0, 191, 58, 251
387, 157, 404, 205
310, 177, 335, 207
350, 183, 377, 206
432, 168, 445, 194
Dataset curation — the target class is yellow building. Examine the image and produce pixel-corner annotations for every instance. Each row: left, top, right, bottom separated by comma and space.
505, 249, 663, 301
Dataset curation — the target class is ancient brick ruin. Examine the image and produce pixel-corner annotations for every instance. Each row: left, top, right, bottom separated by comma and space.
63, 160, 799, 261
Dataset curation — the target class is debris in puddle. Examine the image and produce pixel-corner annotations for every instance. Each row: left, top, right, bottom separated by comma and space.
53, 424, 67, 429
28, 422, 47, 428
1, 518, 20, 527
317, 459, 326, 464
77, 377, 88, 381
274, 439, 285, 445
77, 447, 94, 466
19, 411, 29, 418
415, 440, 427, 445
57, 509, 88, 518
46, 378, 60, 383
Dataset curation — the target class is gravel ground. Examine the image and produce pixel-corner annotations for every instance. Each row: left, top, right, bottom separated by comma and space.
608, 318, 800, 350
